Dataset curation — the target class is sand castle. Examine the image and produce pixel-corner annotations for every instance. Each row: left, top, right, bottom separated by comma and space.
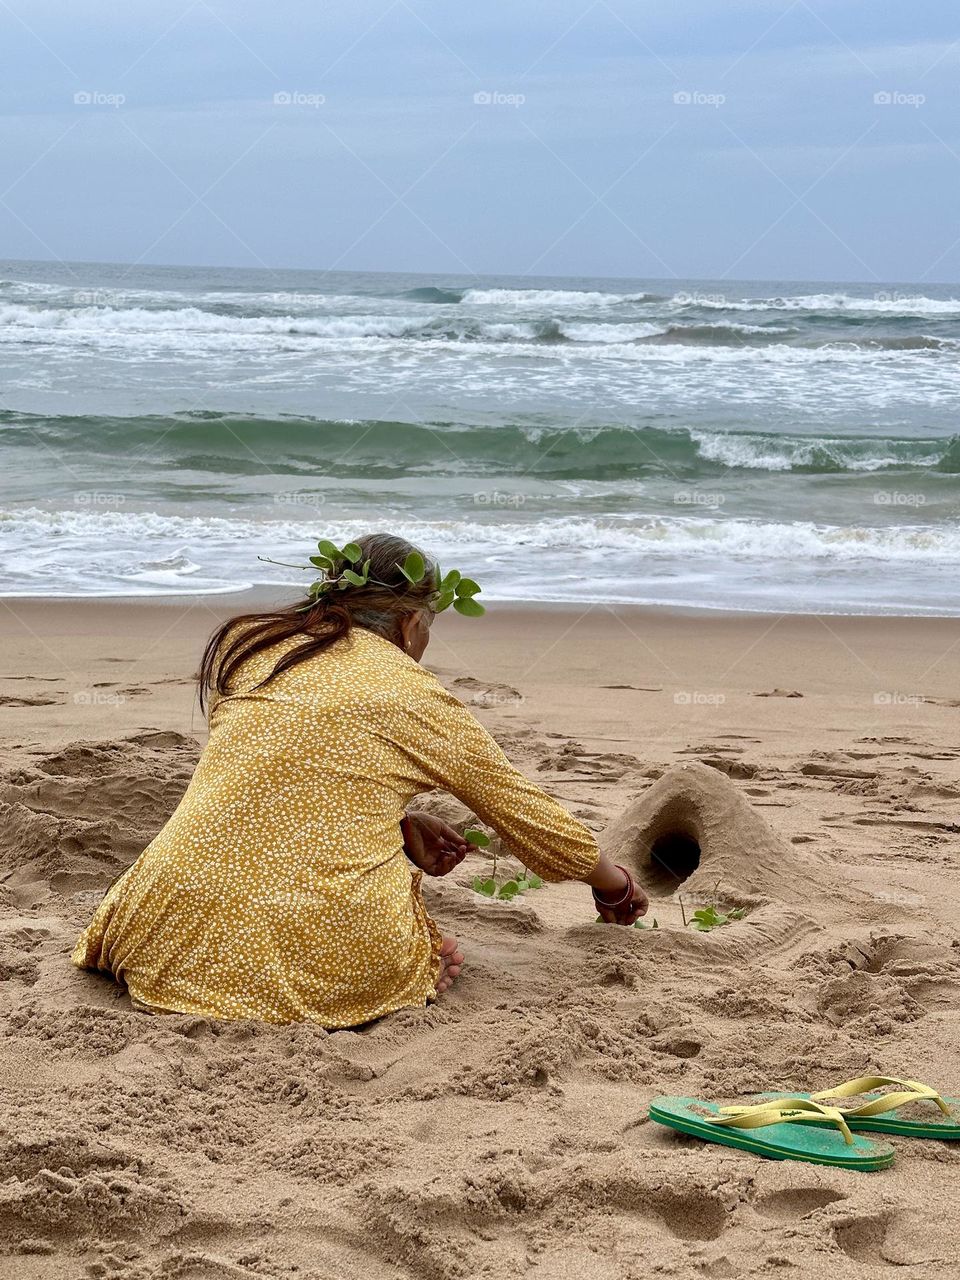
600, 761, 819, 904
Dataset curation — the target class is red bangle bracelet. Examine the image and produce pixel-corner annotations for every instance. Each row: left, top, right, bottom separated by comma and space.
592, 864, 634, 908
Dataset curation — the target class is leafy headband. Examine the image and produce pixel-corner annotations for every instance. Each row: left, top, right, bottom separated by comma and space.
260, 540, 485, 616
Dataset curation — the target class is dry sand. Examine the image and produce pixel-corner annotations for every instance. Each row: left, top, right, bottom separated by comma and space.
1, 595, 959, 1279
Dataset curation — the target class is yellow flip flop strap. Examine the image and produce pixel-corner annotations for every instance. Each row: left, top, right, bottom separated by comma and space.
712, 1099, 854, 1145
811, 1074, 952, 1118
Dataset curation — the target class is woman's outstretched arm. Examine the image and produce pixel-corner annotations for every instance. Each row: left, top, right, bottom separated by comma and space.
395, 668, 648, 922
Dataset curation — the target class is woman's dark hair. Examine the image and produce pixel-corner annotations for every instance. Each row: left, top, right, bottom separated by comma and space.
198, 532, 436, 711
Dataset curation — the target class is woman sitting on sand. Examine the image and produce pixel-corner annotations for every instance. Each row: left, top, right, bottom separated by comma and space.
73, 533, 647, 1028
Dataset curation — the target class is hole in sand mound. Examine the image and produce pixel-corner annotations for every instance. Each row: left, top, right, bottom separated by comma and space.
647, 830, 701, 892
599, 761, 820, 903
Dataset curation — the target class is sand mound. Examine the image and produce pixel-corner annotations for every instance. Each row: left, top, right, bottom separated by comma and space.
600, 761, 825, 903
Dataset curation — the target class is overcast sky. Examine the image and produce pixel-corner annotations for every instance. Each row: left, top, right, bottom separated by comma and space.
1, 1, 958, 281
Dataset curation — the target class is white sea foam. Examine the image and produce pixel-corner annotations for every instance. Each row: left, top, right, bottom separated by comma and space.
0, 303, 433, 339
675, 292, 960, 316
460, 288, 651, 307
2, 302, 950, 376
4, 507, 959, 566
2, 506, 957, 614
689, 430, 948, 473
560, 321, 665, 342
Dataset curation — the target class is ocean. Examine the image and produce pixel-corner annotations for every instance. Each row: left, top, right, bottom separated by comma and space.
0, 259, 957, 614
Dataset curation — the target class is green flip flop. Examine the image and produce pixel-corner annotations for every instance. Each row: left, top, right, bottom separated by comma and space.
731, 1075, 960, 1140
648, 1095, 895, 1170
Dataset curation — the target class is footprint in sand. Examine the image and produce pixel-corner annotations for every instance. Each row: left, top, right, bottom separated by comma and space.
537, 741, 641, 780
754, 1187, 846, 1221
696, 756, 762, 780
0, 694, 64, 707
451, 676, 524, 707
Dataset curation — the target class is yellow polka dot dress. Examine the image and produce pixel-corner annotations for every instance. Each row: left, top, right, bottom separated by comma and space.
72, 627, 600, 1027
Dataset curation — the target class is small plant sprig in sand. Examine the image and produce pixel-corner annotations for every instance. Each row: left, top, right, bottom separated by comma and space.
465, 829, 544, 901
679, 892, 747, 931
688, 904, 747, 930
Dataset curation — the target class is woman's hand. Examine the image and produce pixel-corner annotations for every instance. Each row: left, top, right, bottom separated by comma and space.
401, 812, 469, 877
588, 854, 649, 926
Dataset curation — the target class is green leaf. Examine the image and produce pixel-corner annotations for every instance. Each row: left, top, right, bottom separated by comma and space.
439, 569, 461, 591
455, 578, 481, 597
688, 904, 739, 931
463, 828, 490, 848
398, 551, 426, 583
453, 597, 486, 617
317, 540, 342, 562
526, 873, 544, 889
692, 907, 721, 924
341, 542, 362, 563
309, 554, 333, 569
471, 877, 496, 897
433, 589, 456, 613
497, 880, 520, 900
341, 569, 367, 586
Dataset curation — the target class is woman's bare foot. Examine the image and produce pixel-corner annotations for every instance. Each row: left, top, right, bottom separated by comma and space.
436, 935, 464, 994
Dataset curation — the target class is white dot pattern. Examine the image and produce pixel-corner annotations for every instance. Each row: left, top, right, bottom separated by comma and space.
72, 627, 600, 1027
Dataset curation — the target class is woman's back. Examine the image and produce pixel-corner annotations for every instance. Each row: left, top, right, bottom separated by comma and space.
73, 627, 448, 1025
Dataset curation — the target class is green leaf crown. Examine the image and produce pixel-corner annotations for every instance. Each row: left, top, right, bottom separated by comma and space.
259, 540, 485, 617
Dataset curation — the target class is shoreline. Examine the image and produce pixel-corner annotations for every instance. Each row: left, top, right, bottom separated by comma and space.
3, 587, 960, 623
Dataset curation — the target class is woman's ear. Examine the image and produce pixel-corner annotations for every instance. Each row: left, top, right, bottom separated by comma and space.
399, 610, 431, 660
399, 612, 417, 653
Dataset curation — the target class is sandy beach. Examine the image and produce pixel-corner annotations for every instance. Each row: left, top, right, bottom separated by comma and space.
1, 595, 959, 1278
